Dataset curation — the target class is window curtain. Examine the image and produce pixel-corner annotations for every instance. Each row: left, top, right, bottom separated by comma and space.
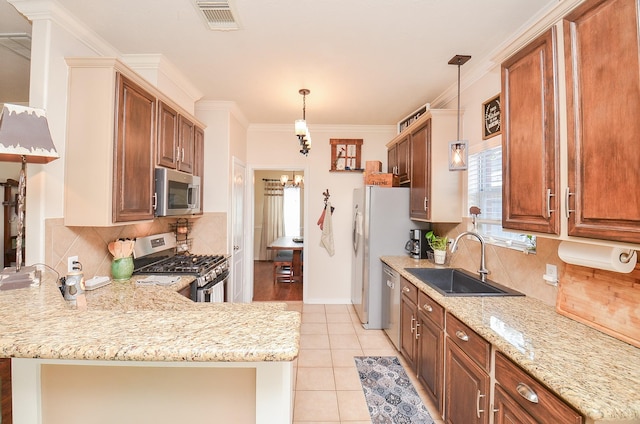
259, 180, 284, 260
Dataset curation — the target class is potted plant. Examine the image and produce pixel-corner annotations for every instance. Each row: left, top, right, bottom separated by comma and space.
425, 231, 448, 265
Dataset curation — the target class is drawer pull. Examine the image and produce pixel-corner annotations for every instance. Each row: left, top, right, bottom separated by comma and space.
476, 390, 486, 418
402, 286, 411, 293
415, 322, 420, 340
516, 383, 539, 404
410, 316, 416, 333
423, 304, 433, 312
455, 330, 469, 342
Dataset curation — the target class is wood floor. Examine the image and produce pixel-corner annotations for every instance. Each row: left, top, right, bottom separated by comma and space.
252, 260, 303, 302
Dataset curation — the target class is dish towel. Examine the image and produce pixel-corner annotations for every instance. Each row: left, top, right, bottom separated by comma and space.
320, 202, 335, 256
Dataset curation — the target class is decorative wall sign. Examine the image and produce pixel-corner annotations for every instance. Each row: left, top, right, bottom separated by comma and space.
330, 138, 363, 171
482, 94, 501, 139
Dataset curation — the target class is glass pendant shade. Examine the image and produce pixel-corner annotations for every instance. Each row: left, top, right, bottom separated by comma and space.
448, 141, 468, 171
295, 119, 307, 136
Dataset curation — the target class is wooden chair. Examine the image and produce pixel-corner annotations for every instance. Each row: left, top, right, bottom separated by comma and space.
273, 250, 294, 283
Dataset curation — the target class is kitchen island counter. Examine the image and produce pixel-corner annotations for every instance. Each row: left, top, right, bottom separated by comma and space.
0, 270, 299, 424
382, 256, 640, 424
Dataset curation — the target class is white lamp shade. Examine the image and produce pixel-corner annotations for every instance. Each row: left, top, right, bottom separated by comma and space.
295, 119, 307, 136
0, 104, 58, 164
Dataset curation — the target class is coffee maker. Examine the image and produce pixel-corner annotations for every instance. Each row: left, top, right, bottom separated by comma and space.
406, 229, 432, 259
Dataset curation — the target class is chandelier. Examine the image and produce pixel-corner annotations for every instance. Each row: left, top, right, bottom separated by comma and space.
294, 89, 311, 156
280, 171, 303, 188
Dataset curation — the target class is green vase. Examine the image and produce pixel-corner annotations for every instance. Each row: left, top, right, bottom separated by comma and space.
111, 256, 134, 280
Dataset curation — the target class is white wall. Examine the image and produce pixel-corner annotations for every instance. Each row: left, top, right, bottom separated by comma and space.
247, 124, 395, 303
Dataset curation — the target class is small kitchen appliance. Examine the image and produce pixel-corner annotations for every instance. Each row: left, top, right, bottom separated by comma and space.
132, 232, 228, 302
407, 228, 432, 259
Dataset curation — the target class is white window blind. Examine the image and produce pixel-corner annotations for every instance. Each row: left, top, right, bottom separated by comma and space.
467, 146, 536, 252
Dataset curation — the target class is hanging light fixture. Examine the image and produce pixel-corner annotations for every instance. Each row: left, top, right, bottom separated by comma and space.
295, 89, 311, 156
281, 171, 303, 188
448, 54, 471, 171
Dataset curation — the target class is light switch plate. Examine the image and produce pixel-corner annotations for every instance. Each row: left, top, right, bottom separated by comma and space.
545, 264, 558, 280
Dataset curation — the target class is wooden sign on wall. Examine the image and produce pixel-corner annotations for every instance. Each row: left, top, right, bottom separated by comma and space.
482, 94, 501, 139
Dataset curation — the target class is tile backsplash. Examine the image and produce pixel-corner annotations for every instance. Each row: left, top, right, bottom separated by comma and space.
45, 213, 227, 279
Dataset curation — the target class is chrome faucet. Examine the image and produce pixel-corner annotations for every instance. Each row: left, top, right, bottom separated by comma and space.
450, 231, 490, 281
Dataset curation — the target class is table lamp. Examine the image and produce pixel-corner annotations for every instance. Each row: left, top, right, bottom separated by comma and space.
0, 104, 59, 286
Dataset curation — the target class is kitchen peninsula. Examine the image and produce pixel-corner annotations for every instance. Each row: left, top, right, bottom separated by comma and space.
0, 270, 300, 424
382, 256, 640, 424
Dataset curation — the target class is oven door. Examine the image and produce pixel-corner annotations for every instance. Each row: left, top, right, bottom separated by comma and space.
196, 271, 229, 303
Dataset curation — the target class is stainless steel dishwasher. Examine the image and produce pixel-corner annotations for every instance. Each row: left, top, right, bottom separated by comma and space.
382, 263, 401, 350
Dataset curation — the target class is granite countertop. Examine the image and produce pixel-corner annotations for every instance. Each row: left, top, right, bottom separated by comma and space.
381, 256, 640, 423
0, 270, 300, 363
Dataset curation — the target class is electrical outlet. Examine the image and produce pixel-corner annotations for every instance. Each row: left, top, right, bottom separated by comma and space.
68, 255, 79, 273
545, 264, 558, 280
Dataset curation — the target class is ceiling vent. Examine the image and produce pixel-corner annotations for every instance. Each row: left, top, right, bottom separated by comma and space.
193, 1, 240, 31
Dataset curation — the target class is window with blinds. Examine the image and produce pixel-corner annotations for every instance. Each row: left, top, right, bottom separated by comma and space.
467, 145, 536, 252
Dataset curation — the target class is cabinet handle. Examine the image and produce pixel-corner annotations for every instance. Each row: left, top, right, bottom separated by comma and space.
455, 330, 469, 342
476, 390, 486, 418
423, 303, 433, 312
415, 322, 420, 339
152, 193, 157, 210
516, 383, 539, 404
410, 316, 416, 333
565, 187, 575, 218
402, 286, 411, 293
546, 188, 555, 218
424, 197, 429, 211
176, 147, 181, 161
181, 148, 185, 162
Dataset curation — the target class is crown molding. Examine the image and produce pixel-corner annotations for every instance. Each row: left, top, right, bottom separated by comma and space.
196, 100, 250, 129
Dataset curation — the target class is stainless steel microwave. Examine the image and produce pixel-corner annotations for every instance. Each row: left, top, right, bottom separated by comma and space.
154, 167, 201, 217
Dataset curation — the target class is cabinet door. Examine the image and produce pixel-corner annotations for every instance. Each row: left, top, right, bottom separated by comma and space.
564, 0, 640, 243
178, 115, 195, 174
444, 340, 490, 424
193, 126, 205, 215
501, 28, 559, 235
400, 295, 417, 370
410, 119, 431, 220
157, 101, 179, 169
0, 358, 11, 424
494, 385, 537, 424
113, 74, 156, 222
387, 143, 398, 175
417, 313, 443, 415
397, 136, 410, 184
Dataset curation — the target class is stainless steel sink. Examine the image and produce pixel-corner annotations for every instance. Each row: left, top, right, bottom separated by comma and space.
403, 268, 524, 297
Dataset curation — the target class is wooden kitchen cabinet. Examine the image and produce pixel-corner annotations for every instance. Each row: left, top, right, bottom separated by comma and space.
387, 135, 410, 185
562, 0, 640, 244
399, 278, 418, 370
403, 110, 461, 222
65, 58, 205, 226
416, 291, 444, 415
494, 352, 582, 424
444, 312, 490, 424
501, 28, 559, 235
177, 115, 195, 174
0, 358, 11, 424
157, 101, 179, 169
113, 74, 156, 223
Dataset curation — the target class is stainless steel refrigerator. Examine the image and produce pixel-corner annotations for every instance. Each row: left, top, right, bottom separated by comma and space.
351, 186, 419, 329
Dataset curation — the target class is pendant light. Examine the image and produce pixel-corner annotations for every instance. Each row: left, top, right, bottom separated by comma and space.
448, 55, 471, 171
294, 89, 311, 156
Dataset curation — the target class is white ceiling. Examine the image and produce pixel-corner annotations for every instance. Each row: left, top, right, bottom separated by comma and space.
2, 0, 556, 125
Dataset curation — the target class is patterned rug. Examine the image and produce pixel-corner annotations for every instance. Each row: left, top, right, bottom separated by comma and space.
355, 356, 435, 424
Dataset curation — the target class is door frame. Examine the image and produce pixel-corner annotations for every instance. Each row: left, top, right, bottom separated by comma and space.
247, 164, 309, 302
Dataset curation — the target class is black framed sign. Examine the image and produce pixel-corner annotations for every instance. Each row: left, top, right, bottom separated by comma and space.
482, 94, 501, 139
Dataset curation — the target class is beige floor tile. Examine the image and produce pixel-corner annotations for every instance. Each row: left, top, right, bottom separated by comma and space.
329, 334, 361, 350
336, 390, 371, 421
333, 367, 362, 391
302, 312, 327, 323
327, 322, 356, 334
293, 390, 340, 422
297, 367, 336, 391
301, 322, 329, 334
357, 332, 394, 349
331, 349, 364, 367
297, 349, 333, 367
325, 313, 353, 323
302, 304, 326, 313
325, 304, 350, 314
361, 347, 399, 357
300, 334, 331, 349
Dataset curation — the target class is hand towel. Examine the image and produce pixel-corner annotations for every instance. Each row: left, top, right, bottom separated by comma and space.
320, 202, 335, 256
317, 207, 326, 230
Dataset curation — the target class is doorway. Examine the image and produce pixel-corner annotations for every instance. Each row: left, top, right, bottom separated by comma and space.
251, 168, 305, 302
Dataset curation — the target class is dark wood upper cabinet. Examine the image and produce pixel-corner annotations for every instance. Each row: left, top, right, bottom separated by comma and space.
563, 0, 640, 243
157, 101, 179, 169
113, 74, 156, 223
409, 119, 431, 221
178, 115, 195, 174
501, 28, 559, 235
